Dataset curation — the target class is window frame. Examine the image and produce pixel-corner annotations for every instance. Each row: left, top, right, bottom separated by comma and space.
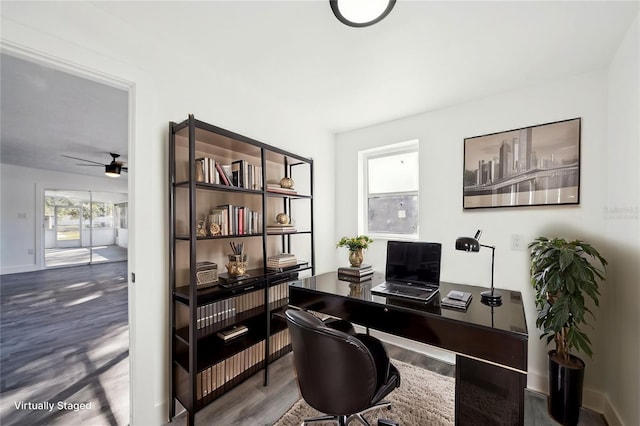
359, 140, 419, 240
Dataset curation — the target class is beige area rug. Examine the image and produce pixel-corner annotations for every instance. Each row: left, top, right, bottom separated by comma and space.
274, 359, 454, 426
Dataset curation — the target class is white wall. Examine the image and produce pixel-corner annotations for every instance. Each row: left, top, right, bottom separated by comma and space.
0, 164, 127, 274
604, 14, 640, 426
1, 3, 335, 424
335, 69, 625, 415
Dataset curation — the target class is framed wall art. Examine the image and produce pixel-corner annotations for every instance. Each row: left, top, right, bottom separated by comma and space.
463, 118, 581, 209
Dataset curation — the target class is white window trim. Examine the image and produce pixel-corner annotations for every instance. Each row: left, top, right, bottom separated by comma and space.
358, 139, 419, 240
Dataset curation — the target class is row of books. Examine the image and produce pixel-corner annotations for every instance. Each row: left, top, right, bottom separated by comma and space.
196, 291, 261, 330
196, 282, 289, 330
196, 329, 291, 401
268, 328, 290, 357
197, 340, 265, 400
195, 157, 263, 190
266, 253, 297, 271
337, 264, 374, 282
267, 281, 290, 303
231, 159, 263, 190
209, 205, 262, 236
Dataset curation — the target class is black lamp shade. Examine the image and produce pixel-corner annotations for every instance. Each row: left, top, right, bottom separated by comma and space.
455, 237, 480, 252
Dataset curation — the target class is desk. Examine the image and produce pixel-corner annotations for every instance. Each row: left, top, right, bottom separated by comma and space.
289, 272, 528, 426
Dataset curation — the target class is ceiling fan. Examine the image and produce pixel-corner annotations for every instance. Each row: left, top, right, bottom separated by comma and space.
63, 152, 128, 177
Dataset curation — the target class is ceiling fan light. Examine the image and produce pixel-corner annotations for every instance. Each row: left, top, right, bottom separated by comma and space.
330, 0, 396, 27
105, 163, 121, 177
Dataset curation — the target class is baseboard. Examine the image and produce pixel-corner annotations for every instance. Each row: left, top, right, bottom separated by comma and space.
603, 396, 624, 426
0, 264, 39, 275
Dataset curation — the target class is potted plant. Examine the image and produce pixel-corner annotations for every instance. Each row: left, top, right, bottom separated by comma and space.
528, 237, 607, 426
336, 235, 373, 267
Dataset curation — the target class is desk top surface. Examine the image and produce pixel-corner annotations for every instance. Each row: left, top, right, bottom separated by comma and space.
290, 272, 528, 337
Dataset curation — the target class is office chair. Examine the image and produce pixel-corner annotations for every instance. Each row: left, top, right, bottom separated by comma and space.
285, 309, 400, 426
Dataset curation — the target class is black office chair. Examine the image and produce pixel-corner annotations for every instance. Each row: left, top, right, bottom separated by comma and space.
285, 309, 400, 426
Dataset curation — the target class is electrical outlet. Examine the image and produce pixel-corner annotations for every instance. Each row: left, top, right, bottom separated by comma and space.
511, 234, 525, 251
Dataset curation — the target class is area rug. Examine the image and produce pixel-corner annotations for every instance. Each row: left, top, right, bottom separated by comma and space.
274, 359, 454, 426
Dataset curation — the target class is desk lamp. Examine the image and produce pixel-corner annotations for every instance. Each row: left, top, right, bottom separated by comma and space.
455, 230, 502, 306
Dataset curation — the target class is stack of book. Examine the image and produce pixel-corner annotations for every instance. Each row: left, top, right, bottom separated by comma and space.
441, 290, 473, 310
266, 183, 297, 195
337, 265, 374, 282
266, 224, 297, 234
267, 253, 298, 271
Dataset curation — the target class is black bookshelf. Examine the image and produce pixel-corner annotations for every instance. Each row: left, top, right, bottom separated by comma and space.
169, 114, 314, 425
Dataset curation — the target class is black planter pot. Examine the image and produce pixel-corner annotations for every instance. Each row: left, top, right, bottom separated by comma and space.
547, 350, 585, 426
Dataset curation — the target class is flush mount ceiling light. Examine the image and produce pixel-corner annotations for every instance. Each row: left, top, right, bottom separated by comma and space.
330, 0, 396, 27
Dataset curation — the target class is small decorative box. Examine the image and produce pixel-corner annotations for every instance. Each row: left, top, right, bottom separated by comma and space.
196, 261, 218, 286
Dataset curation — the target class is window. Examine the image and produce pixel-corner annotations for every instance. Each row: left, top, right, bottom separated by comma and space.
360, 140, 419, 239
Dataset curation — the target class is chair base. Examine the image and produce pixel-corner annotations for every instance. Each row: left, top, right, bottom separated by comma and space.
302, 400, 392, 426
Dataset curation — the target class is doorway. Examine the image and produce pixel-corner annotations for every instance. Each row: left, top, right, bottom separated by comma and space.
45, 189, 128, 268
54, 205, 81, 248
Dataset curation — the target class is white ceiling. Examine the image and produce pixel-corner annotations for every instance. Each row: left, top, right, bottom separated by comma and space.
1, 1, 638, 176
1, 53, 129, 177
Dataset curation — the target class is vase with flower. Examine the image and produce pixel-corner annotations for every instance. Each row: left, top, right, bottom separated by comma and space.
336, 235, 373, 267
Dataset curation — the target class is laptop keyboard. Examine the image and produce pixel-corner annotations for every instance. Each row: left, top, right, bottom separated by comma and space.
389, 284, 432, 297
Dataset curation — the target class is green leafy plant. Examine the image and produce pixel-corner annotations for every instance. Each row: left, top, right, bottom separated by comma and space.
336, 235, 373, 251
528, 237, 607, 365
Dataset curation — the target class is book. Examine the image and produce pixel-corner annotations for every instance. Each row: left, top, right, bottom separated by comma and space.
441, 290, 472, 310
266, 183, 298, 195
267, 254, 297, 265
266, 224, 297, 234
337, 265, 374, 276
217, 324, 248, 341
337, 272, 374, 283
215, 162, 231, 185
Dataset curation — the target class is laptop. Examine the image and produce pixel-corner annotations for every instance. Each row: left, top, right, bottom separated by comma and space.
371, 241, 442, 303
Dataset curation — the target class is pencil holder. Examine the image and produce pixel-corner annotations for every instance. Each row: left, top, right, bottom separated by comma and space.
226, 254, 248, 277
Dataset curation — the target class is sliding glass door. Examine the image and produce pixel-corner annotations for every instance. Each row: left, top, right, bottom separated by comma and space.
44, 190, 128, 267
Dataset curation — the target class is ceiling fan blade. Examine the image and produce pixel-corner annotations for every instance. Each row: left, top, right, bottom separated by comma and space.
122, 167, 128, 172
76, 164, 103, 167
62, 155, 105, 166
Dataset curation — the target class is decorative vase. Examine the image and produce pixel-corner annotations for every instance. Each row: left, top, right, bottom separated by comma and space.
276, 213, 290, 224
348, 249, 364, 267
226, 254, 248, 277
280, 177, 294, 189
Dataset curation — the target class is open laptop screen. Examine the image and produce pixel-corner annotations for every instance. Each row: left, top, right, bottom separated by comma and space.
385, 241, 442, 287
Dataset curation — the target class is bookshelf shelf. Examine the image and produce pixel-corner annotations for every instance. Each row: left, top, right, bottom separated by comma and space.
169, 114, 314, 425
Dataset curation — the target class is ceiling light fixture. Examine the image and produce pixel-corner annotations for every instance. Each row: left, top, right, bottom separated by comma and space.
330, 0, 396, 28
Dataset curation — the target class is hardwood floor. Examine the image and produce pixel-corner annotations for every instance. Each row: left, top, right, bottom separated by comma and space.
0, 261, 129, 426
0, 262, 606, 426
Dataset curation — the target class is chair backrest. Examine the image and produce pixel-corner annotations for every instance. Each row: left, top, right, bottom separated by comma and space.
285, 309, 378, 416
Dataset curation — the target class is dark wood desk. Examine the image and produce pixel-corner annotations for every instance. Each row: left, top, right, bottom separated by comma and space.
289, 272, 528, 426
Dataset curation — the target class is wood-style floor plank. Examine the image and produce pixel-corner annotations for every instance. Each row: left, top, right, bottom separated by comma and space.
0, 262, 129, 426
1, 262, 606, 426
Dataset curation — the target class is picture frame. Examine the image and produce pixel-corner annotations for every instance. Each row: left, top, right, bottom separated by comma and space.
463, 118, 581, 209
